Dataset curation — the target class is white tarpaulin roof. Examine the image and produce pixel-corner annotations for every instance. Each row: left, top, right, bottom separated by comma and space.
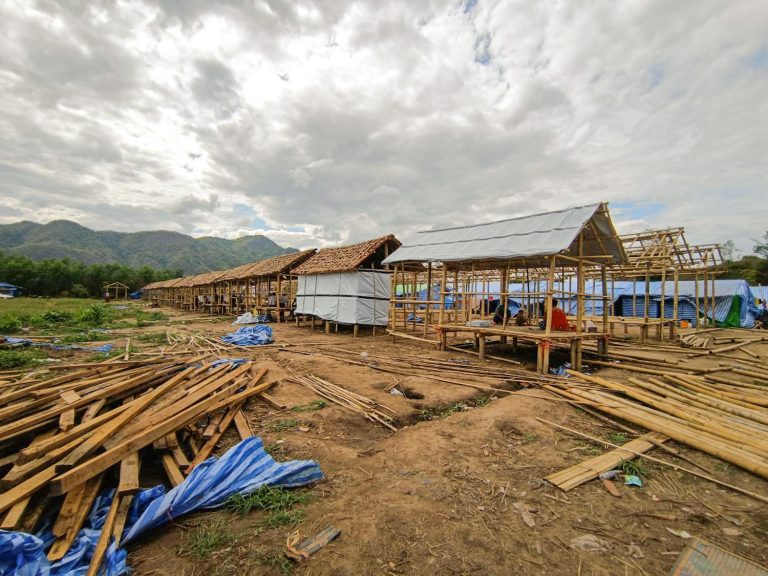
382, 203, 625, 268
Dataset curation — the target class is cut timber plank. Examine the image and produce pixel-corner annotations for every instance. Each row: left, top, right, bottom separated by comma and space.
86, 493, 121, 576
118, 452, 141, 495
50, 368, 270, 496
161, 453, 185, 486
59, 390, 81, 404
0, 498, 29, 530
259, 390, 286, 410
112, 494, 133, 547
59, 409, 75, 432
202, 411, 226, 439
81, 399, 106, 423
56, 366, 196, 472
546, 432, 667, 491
48, 474, 103, 561
233, 410, 253, 440
171, 446, 190, 469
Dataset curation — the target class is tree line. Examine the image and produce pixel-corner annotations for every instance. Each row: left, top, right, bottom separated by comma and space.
720, 232, 768, 285
0, 251, 182, 297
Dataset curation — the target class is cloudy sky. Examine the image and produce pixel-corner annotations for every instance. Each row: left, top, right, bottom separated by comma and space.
0, 0, 766, 254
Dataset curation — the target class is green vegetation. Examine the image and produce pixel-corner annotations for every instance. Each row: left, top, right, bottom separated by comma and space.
0, 219, 295, 280
523, 432, 539, 443
720, 231, 768, 284
265, 509, 304, 528
137, 332, 169, 344
619, 458, 649, 478
608, 432, 629, 444
225, 486, 313, 516
0, 349, 44, 370
263, 554, 294, 575
0, 299, 142, 335
269, 419, 300, 432
291, 400, 327, 412
180, 517, 235, 557
418, 395, 495, 421
0, 250, 180, 298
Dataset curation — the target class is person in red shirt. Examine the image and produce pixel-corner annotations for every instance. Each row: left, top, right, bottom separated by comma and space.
549, 299, 573, 331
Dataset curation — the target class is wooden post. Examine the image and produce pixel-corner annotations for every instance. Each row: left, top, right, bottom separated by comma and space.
601, 265, 609, 358
424, 262, 432, 337
575, 237, 584, 370
703, 256, 709, 327
353, 324, 359, 338
660, 262, 666, 342
672, 266, 679, 339
711, 272, 716, 328
478, 334, 486, 360
542, 256, 556, 374
642, 264, 650, 344
694, 272, 700, 327
325, 320, 330, 334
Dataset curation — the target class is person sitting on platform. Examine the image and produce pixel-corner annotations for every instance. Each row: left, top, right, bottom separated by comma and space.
514, 309, 529, 326
538, 299, 574, 331
550, 299, 574, 331
492, 301, 509, 325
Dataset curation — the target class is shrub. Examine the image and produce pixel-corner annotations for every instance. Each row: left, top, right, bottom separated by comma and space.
0, 314, 21, 333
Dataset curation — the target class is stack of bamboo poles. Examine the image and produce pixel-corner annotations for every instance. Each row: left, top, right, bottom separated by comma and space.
287, 369, 398, 431
0, 356, 269, 574
540, 369, 768, 481
280, 347, 565, 396
545, 432, 667, 491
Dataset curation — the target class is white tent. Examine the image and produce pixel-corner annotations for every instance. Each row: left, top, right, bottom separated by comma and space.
295, 271, 391, 326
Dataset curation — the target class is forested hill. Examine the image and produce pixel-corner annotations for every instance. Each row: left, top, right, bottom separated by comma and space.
0, 220, 296, 275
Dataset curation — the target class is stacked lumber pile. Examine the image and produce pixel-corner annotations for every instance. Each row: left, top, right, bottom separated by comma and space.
287, 370, 398, 431
540, 368, 768, 481
0, 355, 269, 573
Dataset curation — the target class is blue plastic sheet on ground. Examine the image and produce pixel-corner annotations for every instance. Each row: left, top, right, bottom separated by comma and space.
2, 337, 113, 355
221, 325, 274, 346
0, 438, 322, 576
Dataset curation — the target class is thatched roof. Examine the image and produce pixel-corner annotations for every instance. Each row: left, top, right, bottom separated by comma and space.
293, 235, 400, 275
218, 249, 317, 281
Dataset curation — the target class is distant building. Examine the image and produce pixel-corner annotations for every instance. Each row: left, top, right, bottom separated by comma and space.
0, 282, 22, 298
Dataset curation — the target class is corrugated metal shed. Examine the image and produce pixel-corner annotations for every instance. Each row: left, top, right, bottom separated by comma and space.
382, 203, 626, 268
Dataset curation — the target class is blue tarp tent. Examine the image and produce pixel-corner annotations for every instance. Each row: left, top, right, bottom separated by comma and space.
615, 279, 760, 328
0, 282, 21, 297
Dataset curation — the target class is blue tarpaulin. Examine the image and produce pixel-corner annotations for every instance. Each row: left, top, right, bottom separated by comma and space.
0, 437, 322, 576
2, 337, 114, 354
221, 325, 274, 346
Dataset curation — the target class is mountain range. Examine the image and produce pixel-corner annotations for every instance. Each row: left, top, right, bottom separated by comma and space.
0, 220, 296, 275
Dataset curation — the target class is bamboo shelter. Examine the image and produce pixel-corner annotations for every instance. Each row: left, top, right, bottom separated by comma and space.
382, 203, 627, 373
103, 282, 129, 301
212, 249, 317, 321
573, 228, 726, 342
293, 235, 401, 337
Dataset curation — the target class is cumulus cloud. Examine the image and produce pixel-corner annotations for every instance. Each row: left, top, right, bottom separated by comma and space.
0, 0, 765, 253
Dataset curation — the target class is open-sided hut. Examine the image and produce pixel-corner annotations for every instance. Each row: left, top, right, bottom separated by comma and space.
103, 282, 129, 300
293, 235, 401, 335
213, 249, 317, 320
382, 204, 627, 373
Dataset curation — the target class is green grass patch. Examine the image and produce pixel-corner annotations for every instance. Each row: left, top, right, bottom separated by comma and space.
418, 396, 494, 421
608, 432, 629, 445
0, 349, 44, 370
291, 400, 327, 412
136, 332, 170, 344
180, 517, 235, 557
182, 517, 235, 558
619, 458, 649, 478
225, 486, 313, 516
269, 419, 300, 432
263, 554, 294, 575
265, 509, 304, 528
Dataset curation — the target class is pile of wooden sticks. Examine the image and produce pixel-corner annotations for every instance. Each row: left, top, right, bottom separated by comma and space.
0, 355, 271, 574
540, 368, 768, 481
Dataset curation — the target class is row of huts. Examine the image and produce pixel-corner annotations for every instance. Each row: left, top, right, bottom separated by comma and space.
144, 203, 739, 373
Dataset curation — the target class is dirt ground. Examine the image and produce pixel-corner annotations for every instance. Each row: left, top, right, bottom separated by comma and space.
112, 310, 768, 576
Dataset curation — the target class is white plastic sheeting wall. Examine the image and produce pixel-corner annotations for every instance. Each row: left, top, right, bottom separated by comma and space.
296, 271, 391, 326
